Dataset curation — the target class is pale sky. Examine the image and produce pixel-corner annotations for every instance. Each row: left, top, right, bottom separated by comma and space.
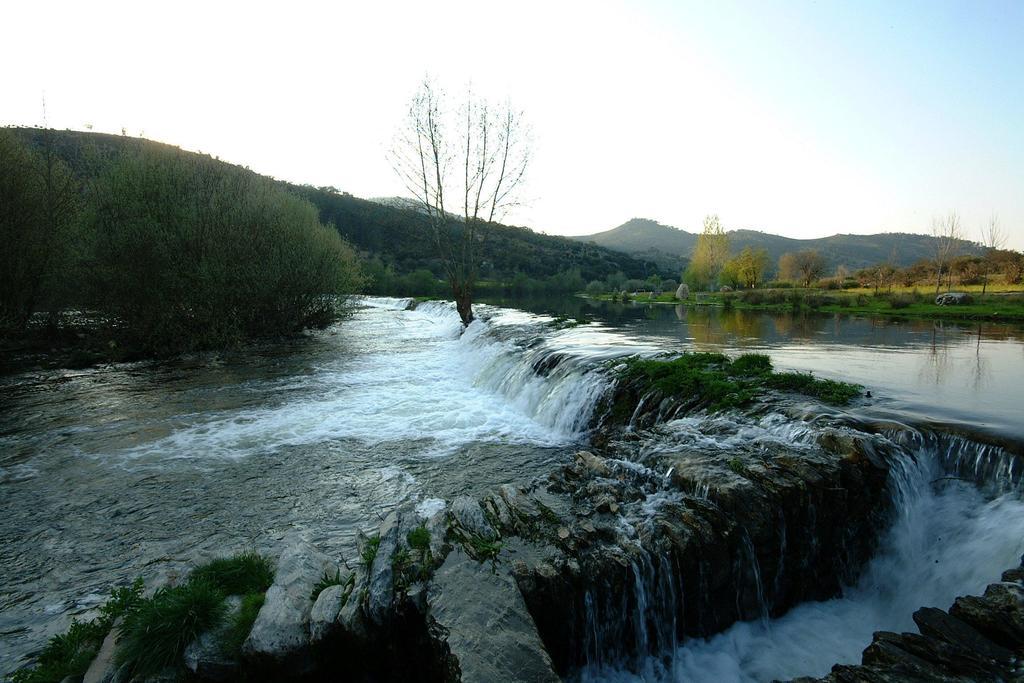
4, 0, 1023, 248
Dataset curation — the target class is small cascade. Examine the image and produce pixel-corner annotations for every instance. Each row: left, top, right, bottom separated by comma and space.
574, 422, 1024, 683
885, 427, 1023, 494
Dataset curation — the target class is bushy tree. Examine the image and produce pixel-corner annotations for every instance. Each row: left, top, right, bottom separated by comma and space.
778, 250, 825, 287
0, 130, 80, 329
85, 148, 363, 352
683, 214, 730, 290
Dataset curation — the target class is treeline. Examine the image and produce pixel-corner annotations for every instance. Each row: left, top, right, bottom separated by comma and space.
0, 128, 363, 356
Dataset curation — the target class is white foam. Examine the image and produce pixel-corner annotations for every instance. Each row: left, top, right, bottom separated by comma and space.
111, 298, 611, 463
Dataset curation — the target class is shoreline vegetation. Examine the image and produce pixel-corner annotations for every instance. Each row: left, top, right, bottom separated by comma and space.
582, 285, 1024, 323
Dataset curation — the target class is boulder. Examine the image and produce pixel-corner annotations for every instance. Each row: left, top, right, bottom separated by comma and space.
935, 291, 973, 305
366, 511, 401, 625
573, 451, 609, 477
427, 549, 560, 683
451, 496, 496, 540
675, 283, 690, 300
243, 533, 332, 660
309, 583, 346, 644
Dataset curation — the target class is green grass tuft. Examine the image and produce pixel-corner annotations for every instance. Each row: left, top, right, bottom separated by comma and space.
619, 351, 860, 412
406, 526, 431, 551
360, 534, 381, 567
189, 552, 274, 596
310, 569, 346, 601
7, 580, 144, 683
116, 580, 227, 678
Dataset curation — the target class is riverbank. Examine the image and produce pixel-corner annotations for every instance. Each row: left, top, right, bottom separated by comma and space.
582, 287, 1024, 322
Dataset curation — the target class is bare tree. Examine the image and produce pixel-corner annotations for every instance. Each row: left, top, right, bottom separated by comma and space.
979, 213, 1006, 295
930, 211, 963, 295
390, 79, 531, 325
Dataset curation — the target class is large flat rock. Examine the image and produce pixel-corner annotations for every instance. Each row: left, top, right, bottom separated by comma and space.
428, 549, 559, 683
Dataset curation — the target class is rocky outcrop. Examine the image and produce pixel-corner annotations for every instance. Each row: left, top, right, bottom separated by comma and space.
243, 533, 333, 664
427, 548, 560, 683
797, 560, 1024, 682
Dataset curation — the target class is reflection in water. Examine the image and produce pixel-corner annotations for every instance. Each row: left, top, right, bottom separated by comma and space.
482, 295, 1024, 438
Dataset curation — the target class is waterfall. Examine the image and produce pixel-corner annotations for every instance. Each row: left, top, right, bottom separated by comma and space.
576, 429, 1024, 683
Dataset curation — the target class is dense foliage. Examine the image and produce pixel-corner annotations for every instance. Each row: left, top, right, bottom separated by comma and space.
86, 148, 363, 352
2, 128, 364, 356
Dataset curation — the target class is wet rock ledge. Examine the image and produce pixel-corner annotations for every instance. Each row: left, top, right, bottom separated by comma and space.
33, 424, 912, 683
795, 560, 1024, 682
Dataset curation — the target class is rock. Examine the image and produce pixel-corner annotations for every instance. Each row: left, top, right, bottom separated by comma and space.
675, 283, 690, 300
309, 583, 345, 644
948, 581, 1024, 650
935, 291, 974, 306
451, 496, 496, 540
719, 285, 732, 292
425, 508, 450, 560
912, 606, 1015, 664
183, 596, 243, 681
83, 618, 120, 683
367, 511, 401, 625
337, 574, 369, 640
243, 533, 332, 660
574, 451, 609, 477
427, 549, 560, 683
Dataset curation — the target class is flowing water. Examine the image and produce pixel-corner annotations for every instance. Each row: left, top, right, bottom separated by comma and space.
2, 296, 1023, 678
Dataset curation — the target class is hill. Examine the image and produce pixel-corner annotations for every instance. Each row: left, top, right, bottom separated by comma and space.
10, 128, 667, 284
575, 217, 982, 274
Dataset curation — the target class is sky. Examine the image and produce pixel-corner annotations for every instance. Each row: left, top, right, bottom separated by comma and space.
4, 0, 1023, 248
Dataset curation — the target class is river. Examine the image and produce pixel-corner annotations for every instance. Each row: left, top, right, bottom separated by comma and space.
1, 296, 1022, 679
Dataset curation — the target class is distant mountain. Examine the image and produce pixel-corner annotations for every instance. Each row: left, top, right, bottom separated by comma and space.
574, 218, 981, 273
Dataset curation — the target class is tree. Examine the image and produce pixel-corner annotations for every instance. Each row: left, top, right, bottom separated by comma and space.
683, 214, 729, 290
0, 129, 79, 329
930, 210, 963, 295
779, 250, 825, 287
390, 79, 531, 325
979, 213, 1006, 295
725, 246, 769, 289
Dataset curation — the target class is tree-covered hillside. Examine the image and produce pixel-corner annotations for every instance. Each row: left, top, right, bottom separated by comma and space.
11, 129, 666, 286
576, 217, 983, 273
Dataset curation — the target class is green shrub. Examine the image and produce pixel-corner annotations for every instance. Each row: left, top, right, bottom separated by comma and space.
730, 353, 772, 376
116, 580, 227, 678
84, 148, 364, 353
619, 352, 861, 412
189, 552, 274, 596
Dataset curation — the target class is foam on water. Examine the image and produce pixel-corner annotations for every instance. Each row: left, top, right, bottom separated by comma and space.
104, 298, 616, 463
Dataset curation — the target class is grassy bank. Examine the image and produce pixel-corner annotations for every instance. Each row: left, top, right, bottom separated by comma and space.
8, 553, 274, 683
582, 287, 1024, 322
